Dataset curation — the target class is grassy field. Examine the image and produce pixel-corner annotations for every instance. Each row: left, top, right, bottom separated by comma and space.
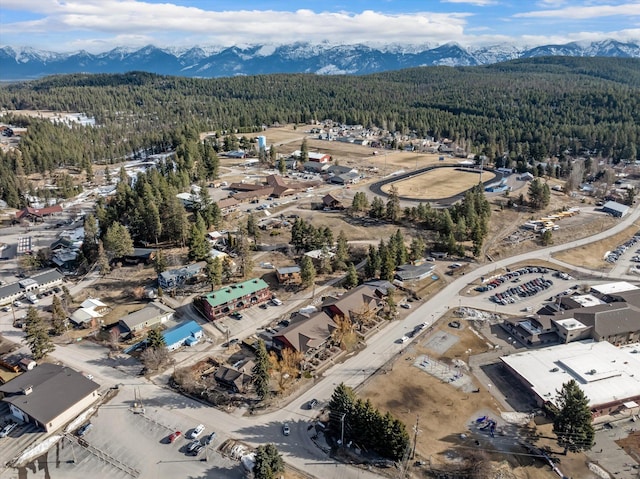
382, 167, 496, 200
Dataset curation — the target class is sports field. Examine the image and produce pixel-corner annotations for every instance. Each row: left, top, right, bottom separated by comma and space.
381, 167, 496, 200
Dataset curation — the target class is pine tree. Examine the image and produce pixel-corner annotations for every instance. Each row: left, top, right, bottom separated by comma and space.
344, 263, 359, 289
300, 256, 316, 289
96, 240, 111, 276
386, 185, 401, 222
300, 138, 309, 162
253, 444, 284, 479
50, 295, 68, 336
252, 340, 270, 400
277, 156, 286, 175
188, 213, 209, 262
24, 306, 55, 360
206, 257, 223, 290
103, 221, 134, 261
147, 327, 166, 350
552, 380, 595, 454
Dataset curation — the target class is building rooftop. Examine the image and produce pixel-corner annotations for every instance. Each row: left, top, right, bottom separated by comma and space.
0, 363, 99, 426
202, 278, 270, 308
119, 301, 174, 332
501, 340, 640, 409
591, 281, 639, 295
162, 320, 203, 346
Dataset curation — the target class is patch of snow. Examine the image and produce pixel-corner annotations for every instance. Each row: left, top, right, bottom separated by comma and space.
64, 407, 95, 434
256, 44, 277, 56
500, 411, 532, 426
588, 462, 611, 479
14, 435, 63, 466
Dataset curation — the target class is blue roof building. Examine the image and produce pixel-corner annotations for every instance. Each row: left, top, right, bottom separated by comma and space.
162, 320, 204, 351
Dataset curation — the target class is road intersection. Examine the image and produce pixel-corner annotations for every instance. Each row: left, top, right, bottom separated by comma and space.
1, 203, 639, 478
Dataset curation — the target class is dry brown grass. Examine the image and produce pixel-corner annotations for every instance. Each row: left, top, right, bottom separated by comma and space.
382, 168, 496, 200
553, 222, 640, 269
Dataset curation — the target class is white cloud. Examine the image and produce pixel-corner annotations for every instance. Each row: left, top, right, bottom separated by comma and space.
441, 0, 497, 5
516, 2, 640, 19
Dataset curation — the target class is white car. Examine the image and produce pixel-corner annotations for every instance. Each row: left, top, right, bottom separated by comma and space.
399, 335, 409, 343
189, 424, 205, 439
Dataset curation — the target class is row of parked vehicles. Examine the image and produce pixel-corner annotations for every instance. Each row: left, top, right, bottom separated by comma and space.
475, 266, 550, 293
490, 277, 554, 305
168, 424, 216, 456
605, 234, 640, 263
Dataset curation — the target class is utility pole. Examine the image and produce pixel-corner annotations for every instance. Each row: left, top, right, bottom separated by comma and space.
340, 413, 346, 447
412, 415, 420, 459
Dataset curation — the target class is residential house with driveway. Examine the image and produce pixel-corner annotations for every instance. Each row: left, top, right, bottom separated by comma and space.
118, 301, 175, 336
272, 311, 337, 355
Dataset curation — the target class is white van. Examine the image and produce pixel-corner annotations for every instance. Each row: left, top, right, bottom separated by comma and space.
27, 294, 39, 304
271, 298, 283, 306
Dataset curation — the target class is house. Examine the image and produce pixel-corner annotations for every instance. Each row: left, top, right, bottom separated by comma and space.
304, 249, 336, 267
329, 172, 360, 185
602, 201, 630, 218
15, 205, 63, 221
69, 298, 109, 328
158, 261, 207, 290
327, 164, 357, 176
162, 320, 204, 351
276, 266, 302, 285
302, 162, 330, 174
116, 248, 156, 266
307, 152, 331, 163
214, 360, 254, 393
322, 284, 384, 322
394, 262, 435, 283
118, 301, 175, 335
272, 311, 337, 354
0, 363, 100, 432
197, 278, 271, 321
518, 172, 534, 181
322, 194, 343, 210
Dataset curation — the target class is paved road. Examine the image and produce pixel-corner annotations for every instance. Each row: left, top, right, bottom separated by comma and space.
3, 202, 640, 479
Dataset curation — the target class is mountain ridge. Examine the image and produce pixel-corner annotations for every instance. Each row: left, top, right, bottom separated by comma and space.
1, 39, 639, 81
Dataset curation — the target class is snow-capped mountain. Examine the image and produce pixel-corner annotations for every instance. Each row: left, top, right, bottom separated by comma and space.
1, 39, 638, 81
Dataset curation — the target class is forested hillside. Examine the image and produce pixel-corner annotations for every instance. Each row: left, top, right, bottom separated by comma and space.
0, 57, 638, 207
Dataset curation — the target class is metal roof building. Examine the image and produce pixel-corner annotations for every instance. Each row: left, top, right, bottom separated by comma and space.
162, 320, 204, 351
602, 200, 630, 218
501, 340, 640, 417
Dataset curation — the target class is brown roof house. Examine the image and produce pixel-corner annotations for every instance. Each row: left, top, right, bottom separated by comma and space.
321, 284, 385, 322
214, 360, 255, 393
0, 363, 99, 432
272, 311, 337, 355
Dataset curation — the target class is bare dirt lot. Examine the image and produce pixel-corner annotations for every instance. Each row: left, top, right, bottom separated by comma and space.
553, 222, 640, 270
358, 318, 595, 479
381, 168, 496, 200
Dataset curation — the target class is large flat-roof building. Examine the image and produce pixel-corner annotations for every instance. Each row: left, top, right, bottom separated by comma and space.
501, 341, 640, 417
0, 364, 100, 432
197, 278, 271, 321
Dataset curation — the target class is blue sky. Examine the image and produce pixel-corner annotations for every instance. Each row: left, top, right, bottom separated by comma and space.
1, 1, 639, 52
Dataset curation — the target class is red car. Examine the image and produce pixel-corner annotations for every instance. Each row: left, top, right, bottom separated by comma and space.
168, 431, 182, 443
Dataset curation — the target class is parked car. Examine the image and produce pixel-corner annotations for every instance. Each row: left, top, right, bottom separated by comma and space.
282, 423, 290, 436
77, 423, 93, 437
229, 312, 243, 320
271, 298, 283, 306
399, 335, 409, 343
202, 432, 216, 445
13, 301, 23, 308
308, 399, 319, 410
187, 440, 201, 453
1, 306, 11, 313
0, 422, 17, 438
400, 303, 411, 309
168, 431, 182, 443
189, 424, 205, 439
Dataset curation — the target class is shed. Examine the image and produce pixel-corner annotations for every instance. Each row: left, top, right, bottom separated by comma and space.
602, 201, 630, 218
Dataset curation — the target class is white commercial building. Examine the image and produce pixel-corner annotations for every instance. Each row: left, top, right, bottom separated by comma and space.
501, 340, 640, 417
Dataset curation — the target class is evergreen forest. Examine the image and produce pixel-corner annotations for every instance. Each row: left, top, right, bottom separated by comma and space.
0, 56, 639, 208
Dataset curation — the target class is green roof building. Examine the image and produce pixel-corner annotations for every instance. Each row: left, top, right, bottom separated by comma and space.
199, 278, 271, 321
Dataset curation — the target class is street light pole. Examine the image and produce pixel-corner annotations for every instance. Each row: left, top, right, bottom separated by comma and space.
340, 413, 346, 447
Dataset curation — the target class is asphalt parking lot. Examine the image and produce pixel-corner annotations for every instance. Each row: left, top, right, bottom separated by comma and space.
9, 385, 244, 479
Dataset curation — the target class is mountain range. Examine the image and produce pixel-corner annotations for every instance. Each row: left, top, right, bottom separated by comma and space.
1, 39, 639, 81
